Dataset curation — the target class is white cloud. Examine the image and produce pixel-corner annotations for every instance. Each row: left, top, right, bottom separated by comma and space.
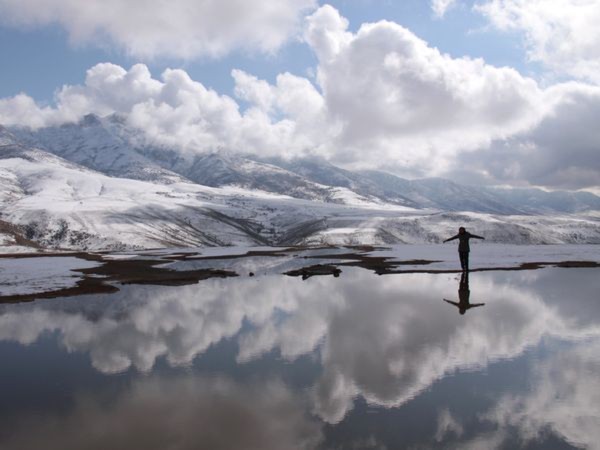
303, 4, 353, 62
304, 5, 544, 173
431, 0, 458, 18
0, 62, 326, 158
0, 0, 316, 59
476, 0, 600, 83
456, 83, 600, 189
1, 5, 599, 189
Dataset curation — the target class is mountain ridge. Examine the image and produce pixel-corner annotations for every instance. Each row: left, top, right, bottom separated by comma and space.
8, 114, 600, 214
2, 116, 600, 251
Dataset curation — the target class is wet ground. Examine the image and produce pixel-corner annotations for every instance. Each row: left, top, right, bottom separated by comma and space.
0, 246, 599, 449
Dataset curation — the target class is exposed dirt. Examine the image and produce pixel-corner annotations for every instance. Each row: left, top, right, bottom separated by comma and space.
0, 254, 237, 304
0, 219, 42, 249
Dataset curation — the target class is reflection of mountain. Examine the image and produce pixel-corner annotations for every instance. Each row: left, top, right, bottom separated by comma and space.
2, 375, 322, 450
2, 269, 600, 427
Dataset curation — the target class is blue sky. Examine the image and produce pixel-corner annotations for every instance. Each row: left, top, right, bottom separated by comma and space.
0, 0, 599, 191
0, 0, 532, 101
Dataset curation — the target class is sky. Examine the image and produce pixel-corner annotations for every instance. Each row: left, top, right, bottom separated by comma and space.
0, 0, 599, 192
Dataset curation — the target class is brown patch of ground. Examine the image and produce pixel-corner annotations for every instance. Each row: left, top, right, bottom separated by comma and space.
0, 278, 119, 304
0, 254, 237, 304
78, 258, 237, 286
0, 220, 43, 250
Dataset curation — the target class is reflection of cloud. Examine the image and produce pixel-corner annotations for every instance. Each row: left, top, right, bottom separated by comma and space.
481, 339, 600, 449
2, 270, 600, 426
435, 408, 464, 442
310, 274, 568, 423
1, 375, 322, 450
0, 277, 326, 373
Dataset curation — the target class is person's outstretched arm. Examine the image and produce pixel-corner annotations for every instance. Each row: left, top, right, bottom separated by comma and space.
470, 234, 485, 240
443, 234, 459, 243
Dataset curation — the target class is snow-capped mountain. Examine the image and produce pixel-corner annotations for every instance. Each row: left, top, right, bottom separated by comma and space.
137, 149, 344, 203
254, 155, 600, 215
10, 115, 600, 214
11, 115, 187, 185
2, 117, 600, 251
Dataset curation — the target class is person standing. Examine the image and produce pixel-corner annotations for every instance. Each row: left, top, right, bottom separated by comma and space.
443, 227, 485, 271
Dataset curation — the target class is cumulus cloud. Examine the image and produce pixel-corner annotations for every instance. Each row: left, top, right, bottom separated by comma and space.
0, 63, 325, 157
456, 83, 600, 189
0, 0, 316, 59
1, 4, 599, 189
303, 5, 544, 172
476, 0, 600, 83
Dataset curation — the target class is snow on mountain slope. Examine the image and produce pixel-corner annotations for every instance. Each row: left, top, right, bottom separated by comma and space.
2, 120, 600, 250
301, 211, 600, 246
0, 143, 262, 249
11, 116, 369, 204
8, 117, 600, 215
1, 140, 599, 250
138, 149, 347, 202
359, 170, 600, 215
0, 140, 414, 250
10, 115, 187, 185
488, 187, 600, 214
0, 125, 15, 147
259, 156, 419, 207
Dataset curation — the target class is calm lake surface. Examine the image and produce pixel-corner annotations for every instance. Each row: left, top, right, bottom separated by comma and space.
1, 267, 599, 449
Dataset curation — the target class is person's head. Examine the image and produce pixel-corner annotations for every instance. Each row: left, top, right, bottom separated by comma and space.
458, 227, 466, 234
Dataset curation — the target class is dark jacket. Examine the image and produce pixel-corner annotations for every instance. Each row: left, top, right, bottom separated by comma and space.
445, 232, 484, 252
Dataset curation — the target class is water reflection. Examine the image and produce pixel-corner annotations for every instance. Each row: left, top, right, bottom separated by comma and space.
2, 375, 322, 450
443, 272, 485, 315
1, 268, 600, 448
449, 338, 600, 449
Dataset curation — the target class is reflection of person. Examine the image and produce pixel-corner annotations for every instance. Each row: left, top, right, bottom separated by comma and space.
443, 272, 485, 315
443, 227, 484, 272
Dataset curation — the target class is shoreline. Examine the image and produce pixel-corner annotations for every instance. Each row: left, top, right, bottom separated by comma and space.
1, 245, 599, 304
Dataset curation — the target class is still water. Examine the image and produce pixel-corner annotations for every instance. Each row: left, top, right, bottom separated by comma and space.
1, 267, 599, 449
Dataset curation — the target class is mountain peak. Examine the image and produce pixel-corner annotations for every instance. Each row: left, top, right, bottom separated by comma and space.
80, 113, 103, 127
0, 124, 18, 146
